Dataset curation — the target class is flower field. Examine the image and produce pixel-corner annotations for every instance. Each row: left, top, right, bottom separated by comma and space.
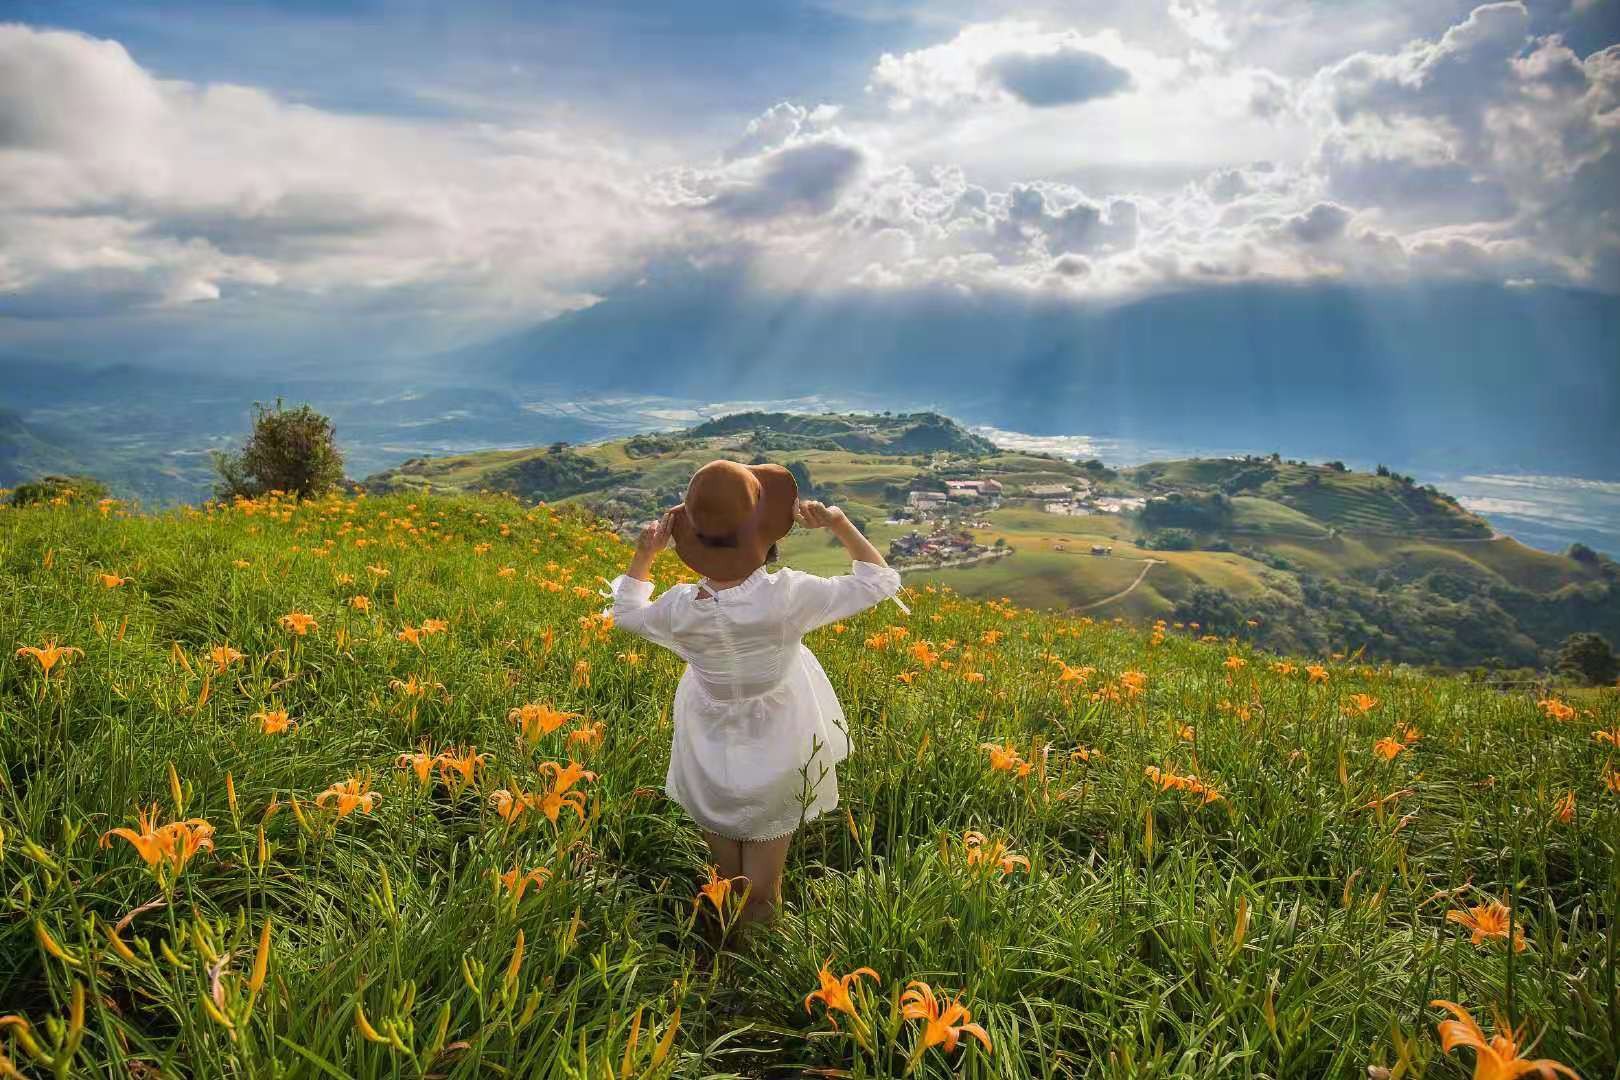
1, 490, 1615, 1078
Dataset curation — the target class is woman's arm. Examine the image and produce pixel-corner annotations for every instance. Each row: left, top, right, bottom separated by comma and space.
626, 509, 675, 581
785, 500, 904, 632
604, 510, 684, 652
796, 500, 886, 566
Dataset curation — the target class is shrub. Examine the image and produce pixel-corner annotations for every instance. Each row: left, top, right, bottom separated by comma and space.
213, 400, 345, 501
6, 473, 109, 507
1145, 528, 1197, 551
1555, 632, 1619, 686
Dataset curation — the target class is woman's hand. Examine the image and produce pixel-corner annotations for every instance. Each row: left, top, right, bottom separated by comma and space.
795, 499, 848, 531
637, 509, 675, 554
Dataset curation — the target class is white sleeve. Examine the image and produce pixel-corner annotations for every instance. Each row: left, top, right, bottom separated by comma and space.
782, 561, 905, 635
602, 575, 681, 652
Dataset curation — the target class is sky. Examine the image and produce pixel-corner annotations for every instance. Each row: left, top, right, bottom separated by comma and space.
1, 0, 1618, 358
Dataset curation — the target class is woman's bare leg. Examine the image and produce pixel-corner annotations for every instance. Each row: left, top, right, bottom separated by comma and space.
702, 830, 745, 883
737, 833, 794, 923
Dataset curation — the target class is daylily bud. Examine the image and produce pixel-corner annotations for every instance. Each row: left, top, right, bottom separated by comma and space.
355, 1002, 389, 1044
248, 918, 272, 996
35, 920, 80, 968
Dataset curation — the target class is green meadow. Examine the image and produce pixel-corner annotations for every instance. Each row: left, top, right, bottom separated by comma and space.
1, 490, 1616, 1078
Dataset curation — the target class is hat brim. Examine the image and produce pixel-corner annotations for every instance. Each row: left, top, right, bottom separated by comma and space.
670, 463, 798, 580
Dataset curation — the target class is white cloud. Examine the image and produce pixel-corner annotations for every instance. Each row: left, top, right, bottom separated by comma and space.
867, 22, 1175, 111
0, 23, 669, 320
0, 4, 1614, 328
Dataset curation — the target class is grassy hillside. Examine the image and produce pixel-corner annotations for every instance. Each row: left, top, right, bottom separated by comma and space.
361, 417, 1618, 673
1131, 458, 1490, 538
1, 491, 1616, 1077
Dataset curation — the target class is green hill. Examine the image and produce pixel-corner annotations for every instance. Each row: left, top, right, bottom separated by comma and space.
1, 489, 1613, 1077
360, 415, 1617, 674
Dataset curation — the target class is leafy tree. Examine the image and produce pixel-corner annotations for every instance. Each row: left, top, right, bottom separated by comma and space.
1568, 542, 1600, 565
1172, 585, 1246, 636
1146, 528, 1197, 551
7, 474, 109, 507
213, 400, 345, 501
1555, 632, 1619, 686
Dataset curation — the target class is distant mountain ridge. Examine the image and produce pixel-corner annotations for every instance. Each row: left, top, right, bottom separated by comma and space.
445, 277, 1620, 478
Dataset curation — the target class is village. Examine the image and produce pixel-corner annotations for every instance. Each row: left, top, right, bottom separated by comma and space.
883, 469, 1147, 569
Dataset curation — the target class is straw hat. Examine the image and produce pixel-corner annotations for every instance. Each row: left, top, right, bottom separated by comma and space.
670, 459, 798, 581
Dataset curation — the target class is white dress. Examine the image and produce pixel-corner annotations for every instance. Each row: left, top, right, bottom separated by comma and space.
605, 561, 905, 841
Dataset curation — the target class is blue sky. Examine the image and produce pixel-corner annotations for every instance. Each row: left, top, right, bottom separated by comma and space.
1, 0, 1617, 354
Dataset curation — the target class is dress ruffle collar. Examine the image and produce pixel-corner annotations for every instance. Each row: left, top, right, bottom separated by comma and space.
697, 565, 768, 598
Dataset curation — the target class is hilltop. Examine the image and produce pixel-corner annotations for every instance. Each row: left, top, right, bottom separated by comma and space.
0, 488, 1613, 1077
361, 411, 1618, 673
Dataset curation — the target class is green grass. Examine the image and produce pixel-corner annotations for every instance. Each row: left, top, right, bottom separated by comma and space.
1, 491, 1616, 1078
1228, 497, 1331, 539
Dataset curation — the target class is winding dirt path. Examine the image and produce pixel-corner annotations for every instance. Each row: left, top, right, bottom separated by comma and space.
1070, 558, 1162, 613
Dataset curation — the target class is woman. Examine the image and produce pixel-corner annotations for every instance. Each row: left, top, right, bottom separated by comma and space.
606, 459, 903, 923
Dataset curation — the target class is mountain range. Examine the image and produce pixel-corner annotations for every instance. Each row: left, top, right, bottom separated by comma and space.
5, 278, 1617, 523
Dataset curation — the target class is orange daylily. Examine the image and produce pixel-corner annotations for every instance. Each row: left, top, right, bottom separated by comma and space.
1553, 792, 1575, 825
1144, 765, 1223, 804
1305, 664, 1328, 683
254, 708, 295, 735
420, 617, 448, 635
980, 743, 1032, 778
489, 788, 531, 823
316, 777, 382, 819
1054, 661, 1094, 684
434, 748, 488, 793
100, 804, 216, 882
899, 981, 992, 1057
1373, 737, 1406, 762
896, 671, 919, 685
1446, 900, 1528, 953
804, 959, 880, 1026
1224, 655, 1247, 671
566, 722, 606, 749
397, 748, 436, 786
572, 659, 591, 688
15, 641, 83, 677
961, 831, 1029, 876
348, 595, 371, 612
509, 703, 575, 742
497, 865, 551, 901
98, 573, 131, 588
1537, 698, 1576, 722
389, 675, 440, 698
278, 612, 318, 635
535, 760, 595, 823
396, 625, 424, 647
209, 645, 245, 671
1430, 1000, 1577, 1080
538, 759, 596, 794
694, 865, 747, 916
1344, 693, 1378, 715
